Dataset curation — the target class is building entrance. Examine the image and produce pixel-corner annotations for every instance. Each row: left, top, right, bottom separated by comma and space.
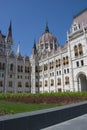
77, 73, 87, 91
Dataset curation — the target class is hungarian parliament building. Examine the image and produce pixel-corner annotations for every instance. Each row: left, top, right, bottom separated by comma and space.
0, 9, 87, 93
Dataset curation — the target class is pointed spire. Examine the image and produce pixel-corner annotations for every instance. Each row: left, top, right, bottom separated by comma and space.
17, 42, 20, 55
32, 39, 37, 55
45, 22, 49, 33
33, 39, 36, 50
8, 20, 12, 37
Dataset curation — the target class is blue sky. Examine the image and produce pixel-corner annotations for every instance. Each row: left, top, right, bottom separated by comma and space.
0, 0, 87, 56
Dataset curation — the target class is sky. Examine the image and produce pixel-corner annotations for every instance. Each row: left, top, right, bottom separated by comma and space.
0, 0, 87, 56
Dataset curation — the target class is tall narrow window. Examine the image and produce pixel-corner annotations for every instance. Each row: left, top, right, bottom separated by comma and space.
25, 82, 29, 87
9, 81, 12, 87
63, 57, 66, 65
81, 60, 84, 66
0, 81, 3, 87
45, 80, 48, 87
51, 79, 54, 86
10, 64, 13, 71
65, 77, 69, 85
36, 82, 38, 87
0, 63, 1, 70
18, 65, 20, 72
21, 66, 23, 72
74, 45, 78, 57
2, 63, 5, 70
78, 44, 83, 55
76, 61, 79, 67
40, 81, 42, 87
57, 78, 61, 85
66, 56, 69, 65
18, 82, 22, 87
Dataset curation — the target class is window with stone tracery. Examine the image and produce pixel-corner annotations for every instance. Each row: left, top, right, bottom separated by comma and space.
36, 82, 38, 87
0, 62, 5, 70
40, 81, 42, 87
0, 80, 3, 87
45, 80, 48, 87
44, 64, 48, 71
65, 56, 69, 65
74, 45, 78, 57
49, 61, 54, 69
63, 57, 66, 65
25, 82, 29, 87
65, 76, 69, 85
39, 65, 43, 72
56, 59, 61, 67
51, 79, 54, 86
78, 44, 83, 56
10, 64, 13, 71
18, 82, 22, 87
9, 81, 12, 87
57, 78, 61, 85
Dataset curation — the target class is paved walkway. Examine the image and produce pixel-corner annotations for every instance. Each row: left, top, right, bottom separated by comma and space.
41, 114, 87, 130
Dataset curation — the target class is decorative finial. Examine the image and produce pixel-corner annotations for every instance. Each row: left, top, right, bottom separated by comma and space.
45, 22, 49, 33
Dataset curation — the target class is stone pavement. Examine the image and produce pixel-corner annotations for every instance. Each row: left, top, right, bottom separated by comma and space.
41, 114, 87, 130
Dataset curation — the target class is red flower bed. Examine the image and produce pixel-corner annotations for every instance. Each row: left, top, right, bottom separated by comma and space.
6, 96, 87, 105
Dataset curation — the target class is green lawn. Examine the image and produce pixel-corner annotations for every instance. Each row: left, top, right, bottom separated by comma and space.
0, 100, 60, 115
0, 91, 87, 115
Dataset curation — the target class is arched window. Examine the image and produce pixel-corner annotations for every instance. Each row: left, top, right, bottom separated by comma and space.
65, 56, 69, 65
18, 82, 22, 87
21, 66, 23, 72
10, 64, 13, 71
39, 66, 42, 72
9, 81, 12, 87
36, 82, 38, 87
0, 80, 3, 87
44, 64, 48, 71
57, 78, 61, 85
74, 45, 78, 57
56, 59, 61, 67
40, 81, 42, 87
0, 62, 1, 70
51, 79, 54, 86
56, 60, 58, 67
49, 61, 54, 69
50, 43, 53, 49
18, 65, 20, 72
45, 80, 48, 87
78, 44, 83, 55
63, 57, 66, 65
35, 66, 38, 72
45, 43, 48, 49
25, 82, 29, 87
65, 76, 69, 85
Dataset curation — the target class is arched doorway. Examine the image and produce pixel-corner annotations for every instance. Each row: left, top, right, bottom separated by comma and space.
77, 73, 87, 91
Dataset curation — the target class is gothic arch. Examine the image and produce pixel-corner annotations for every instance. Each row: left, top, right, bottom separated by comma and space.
76, 72, 87, 91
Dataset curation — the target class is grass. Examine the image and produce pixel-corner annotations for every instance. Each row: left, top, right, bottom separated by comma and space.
0, 100, 60, 115
0, 91, 87, 115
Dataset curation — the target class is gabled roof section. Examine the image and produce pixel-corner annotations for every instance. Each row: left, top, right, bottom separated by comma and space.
73, 8, 87, 19
72, 8, 87, 28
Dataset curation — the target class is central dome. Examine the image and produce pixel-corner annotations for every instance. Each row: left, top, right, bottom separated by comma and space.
39, 24, 57, 43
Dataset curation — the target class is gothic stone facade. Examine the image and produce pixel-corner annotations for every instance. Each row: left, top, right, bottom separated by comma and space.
0, 9, 87, 93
